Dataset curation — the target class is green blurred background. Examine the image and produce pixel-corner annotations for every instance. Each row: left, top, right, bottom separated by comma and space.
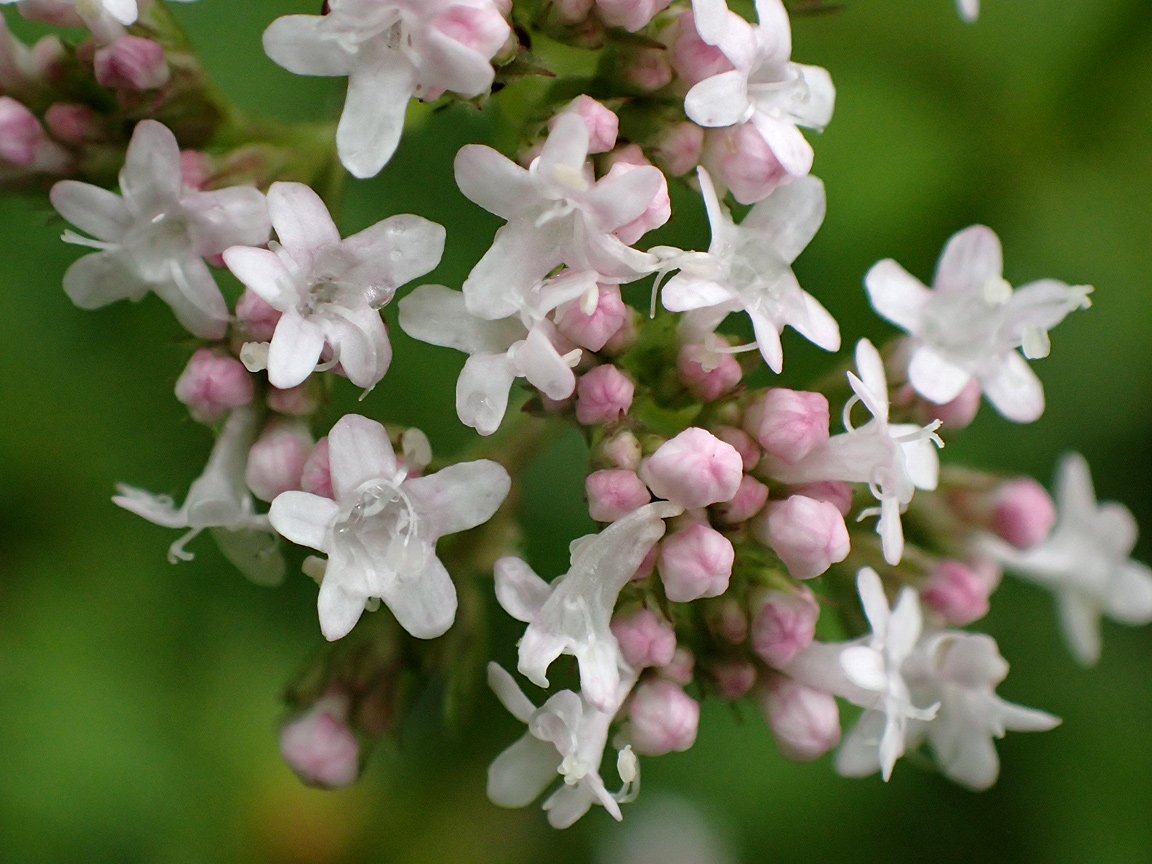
2, 0, 1152, 861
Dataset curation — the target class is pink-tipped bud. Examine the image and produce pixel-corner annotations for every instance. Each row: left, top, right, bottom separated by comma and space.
433, 3, 510, 56
754, 496, 850, 579
279, 694, 360, 789
703, 124, 788, 205
93, 36, 169, 91
659, 646, 695, 684
174, 348, 255, 424
628, 680, 699, 756
246, 419, 314, 503
586, 469, 651, 522
670, 11, 735, 85
751, 587, 819, 669
622, 45, 673, 91
992, 478, 1056, 549
709, 660, 756, 700
575, 364, 635, 425
708, 596, 747, 644
677, 343, 743, 401
267, 380, 321, 417
554, 283, 628, 352
235, 289, 282, 342
759, 676, 841, 762
790, 480, 853, 516
44, 103, 104, 144
0, 97, 46, 167
179, 150, 212, 190
603, 307, 640, 354
658, 523, 734, 601
551, 95, 618, 154
712, 475, 769, 525
611, 607, 677, 669
654, 121, 704, 177
554, 0, 595, 23
713, 426, 759, 471
605, 157, 671, 244
300, 437, 333, 498
744, 388, 829, 465
597, 0, 672, 32
921, 559, 1000, 626
924, 378, 981, 429
642, 427, 743, 509
599, 429, 643, 471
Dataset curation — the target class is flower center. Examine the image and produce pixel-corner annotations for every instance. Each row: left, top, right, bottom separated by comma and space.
334, 479, 424, 577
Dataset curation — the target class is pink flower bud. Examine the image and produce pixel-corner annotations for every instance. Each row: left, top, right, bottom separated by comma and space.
921, 559, 1000, 626
654, 121, 704, 177
551, 95, 618, 154
658, 523, 733, 601
709, 660, 756, 700
604, 307, 640, 354
712, 475, 769, 524
44, 103, 103, 144
708, 596, 747, 644
597, 0, 672, 32
751, 587, 819, 668
924, 378, 981, 428
300, 437, 333, 498
555, 0, 595, 23
670, 11, 735, 85
754, 495, 850, 579
659, 646, 695, 684
235, 289, 282, 342
642, 427, 743, 509
246, 419, 314, 503
179, 150, 211, 190
575, 364, 635, 425
744, 388, 829, 465
601, 142, 650, 170
433, 3, 510, 57
628, 680, 699, 756
790, 480, 853, 516
677, 343, 743, 401
611, 607, 677, 669
622, 45, 673, 91
631, 542, 659, 582
703, 124, 789, 205
992, 478, 1056, 549
554, 283, 628, 352
93, 36, 169, 91
586, 469, 651, 522
0, 97, 67, 171
267, 381, 321, 417
604, 158, 671, 244
599, 429, 642, 471
279, 694, 360, 789
713, 426, 759, 471
174, 348, 255, 424
759, 676, 841, 762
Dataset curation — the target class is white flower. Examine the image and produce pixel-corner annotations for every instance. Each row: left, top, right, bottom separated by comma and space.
269, 414, 510, 641
399, 271, 595, 435
487, 663, 639, 829
865, 225, 1092, 423
455, 113, 664, 321
494, 502, 681, 712
263, 0, 510, 178
223, 182, 444, 392
683, 0, 834, 179
768, 339, 941, 565
660, 166, 839, 373
112, 405, 285, 587
50, 120, 269, 340
956, 0, 979, 23
3, 0, 197, 42
982, 453, 1152, 665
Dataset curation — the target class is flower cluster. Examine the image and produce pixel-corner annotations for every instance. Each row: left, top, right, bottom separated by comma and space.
6, 0, 1148, 832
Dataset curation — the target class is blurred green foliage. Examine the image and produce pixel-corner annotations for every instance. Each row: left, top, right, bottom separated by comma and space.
1, 0, 1151, 862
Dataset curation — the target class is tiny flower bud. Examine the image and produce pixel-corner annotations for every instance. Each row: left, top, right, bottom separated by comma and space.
179, 150, 212, 190
712, 474, 769, 524
575, 364, 635, 425
611, 607, 677, 669
660, 646, 695, 685
597, 0, 672, 32
707, 596, 747, 644
300, 437, 333, 498
921, 558, 1001, 626
279, 694, 360, 789
631, 542, 659, 582
703, 124, 788, 205
604, 307, 640, 354
924, 378, 982, 428
267, 380, 321, 417
670, 11, 735, 85
677, 343, 743, 401
599, 429, 643, 471
790, 480, 853, 516
713, 426, 759, 471
174, 348, 255, 424
44, 103, 104, 144
759, 676, 841, 762
992, 478, 1057, 549
246, 419, 314, 503
551, 95, 618, 154
621, 45, 673, 91
628, 680, 699, 756
754, 496, 850, 579
93, 36, 169, 91
586, 469, 652, 522
433, 3, 510, 57
658, 523, 734, 601
654, 121, 705, 177
642, 427, 744, 509
555, 0, 594, 23
235, 289, 282, 342
0, 97, 56, 169
751, 587, 819, 669
604, 156, 671, 245
554, 283, 628, 352
709, 660, 756, 700
743, 388, 829, 465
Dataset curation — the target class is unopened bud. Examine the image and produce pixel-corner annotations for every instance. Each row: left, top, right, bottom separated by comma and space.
921, 559, 1000, 626
713, 426, 759, 471
599, 429, 643, 471
744, 388, 829, 465
659, 646, 695, 685
677, 343, 743, 401
670, 11, 735, 85
174, 348, 255, 424
658, 523, 733, 601
709, 660, 756, 700
703, 124, 788, 205
93, 36, 169, 91
654, 121, 705, 177
753, 495, 849, 579
707, 596, 747, 644
267, 380, 321, 417
554, 283, 628, 352
790, 480, 853, 516
246, 418, 314, 503
300, 437, 333, 498
586, 469, 652, 522
432, 3, 510, 57
641, 427, 743, 509
759, 676, 841, 762
575, 364, 635, 425
712, 475, 769, 524
551, 95, 618, 154
279, 694, 360, 789
751, 586, 819, 669
597, 0, 672, 31
992, 478, 1056, 549
605, 157, 671, 244
44, 103, 104, 144
235, 290, 282, 342
611, 607, 677, 669
628, 680, 699, 756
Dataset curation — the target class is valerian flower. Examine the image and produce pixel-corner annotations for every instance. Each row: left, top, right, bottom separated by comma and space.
223, 181, 444, 392
263, 0, 511, 178
487, 663, 639, 829
112, 405, 285, 587
865, 225, 1092, 423
494, 502, 681, 712
982, 453, 1152, 665
3, 0, 197, 42
269, 414, 510, 641
51, 120, 269, 340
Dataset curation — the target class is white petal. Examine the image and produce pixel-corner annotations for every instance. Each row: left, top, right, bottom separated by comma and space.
267, 182, 340, 258
456, 352, 517, 436
661, 274, 734, 312
263, 14, 355, 76
935, 730, 1000, 791
573, 638, 621, 714
785, 283, 841, 352
327, 414, 398, 499
454, 145, 534, 220
996, 700, 1061, 734
416, 28, 497, 96
684, 70, 751, 128
887, 587, 923, 664
787, 63, 835, 130
62, 251, 148, 309
317, 574, 369, 641
853, 339, 889, 423
210, 526, 285, 587
747, 306, 785, 373
543, 784, 595, 829
494, 557, 551, 623
908, 345, 972, 404
1094, 502, 1138, 557
835, 710, 885, 778
399, 284, 523, 354
379, 553, 457, 639
514, 326, 576, 401
343, 214, 445, 291
487, 733, 561, 808
690, 0, 732, 45
50, 181, 130, 242
112, 484, 187, 528
741, 175, 825, 263
151, 257, 229, 340
268, 491, 338, 551
979, 351, 1044, 423
267, 310, 326, 389
102, 0, 137, 25
878, 494, 905, 566
896, 429, 941, 492
749, 112, 813, 177
537, 112, 590, 182
1104, 562, 1152, 625
864, 259, 930, 334
583, 164, 665, 233
856, 567, 889, 642
120, 120, 181, 216
337, 49, 415, 179
222, 245, 294, 309
934, 225, 1002, 296
405, 459, 511, 539
184, 186, 271, 255
463, 218, 566, 320
841, 646, 887, 692
487, 662, 537, 722
1054, 452, 1097, 525
319, 306, 391, 390
1058, 591, 1102, 666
